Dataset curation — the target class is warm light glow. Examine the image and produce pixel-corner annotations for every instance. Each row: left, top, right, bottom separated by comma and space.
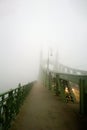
65, 87, 68, 93
72, 88, 74, 92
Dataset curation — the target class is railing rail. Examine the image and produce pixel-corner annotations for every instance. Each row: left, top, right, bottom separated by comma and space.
0, 81, 34, 130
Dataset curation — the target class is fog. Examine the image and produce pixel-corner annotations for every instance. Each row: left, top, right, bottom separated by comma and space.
0, 0, 87, 92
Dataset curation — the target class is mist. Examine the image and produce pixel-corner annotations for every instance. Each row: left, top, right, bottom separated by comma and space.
0, 0, 87, 92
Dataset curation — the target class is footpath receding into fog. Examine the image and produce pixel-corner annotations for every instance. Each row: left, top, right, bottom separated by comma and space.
10, 82, 86, 130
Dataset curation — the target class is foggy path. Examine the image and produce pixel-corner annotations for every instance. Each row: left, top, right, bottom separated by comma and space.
10, 82, 84, 130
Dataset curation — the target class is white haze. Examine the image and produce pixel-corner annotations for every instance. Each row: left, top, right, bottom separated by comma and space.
0, 0, 87, 92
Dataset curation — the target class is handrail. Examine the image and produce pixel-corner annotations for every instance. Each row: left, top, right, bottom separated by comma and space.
0, 81, 34, 130
58, 63, 87, 75
42, 60, 87, 75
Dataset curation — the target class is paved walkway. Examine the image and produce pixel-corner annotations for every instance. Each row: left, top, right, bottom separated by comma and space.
10, 82, 86, 130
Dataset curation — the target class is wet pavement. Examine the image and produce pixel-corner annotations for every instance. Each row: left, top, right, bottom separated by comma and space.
10, 82, 87, 130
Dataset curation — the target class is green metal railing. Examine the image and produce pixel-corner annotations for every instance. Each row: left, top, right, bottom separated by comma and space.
0, 82, 34, 130
42, 68, 87, 115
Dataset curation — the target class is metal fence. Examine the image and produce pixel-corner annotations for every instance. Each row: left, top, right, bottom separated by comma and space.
0, 82, 34, 130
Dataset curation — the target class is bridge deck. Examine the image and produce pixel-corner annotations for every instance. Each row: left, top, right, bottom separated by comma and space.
10, 82, 85, 130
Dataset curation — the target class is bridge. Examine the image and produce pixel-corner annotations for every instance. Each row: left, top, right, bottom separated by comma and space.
0, 56, 87, 130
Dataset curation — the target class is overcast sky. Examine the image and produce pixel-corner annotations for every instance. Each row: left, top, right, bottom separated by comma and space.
0, 0, 87, 92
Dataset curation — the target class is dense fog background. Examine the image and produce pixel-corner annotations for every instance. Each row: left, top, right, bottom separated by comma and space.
0, 0, 87, 92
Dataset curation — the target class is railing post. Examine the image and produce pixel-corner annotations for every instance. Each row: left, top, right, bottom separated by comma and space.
0, 95, 5, 130
43, 70, 46, 87
48, 72, 52, 90
60, 80, 66, 101
83, 79, 87, 114
55, 74, 61, 95
79, 78, 85, 114
45, 71, 48, 87
16, 87, 21, 114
